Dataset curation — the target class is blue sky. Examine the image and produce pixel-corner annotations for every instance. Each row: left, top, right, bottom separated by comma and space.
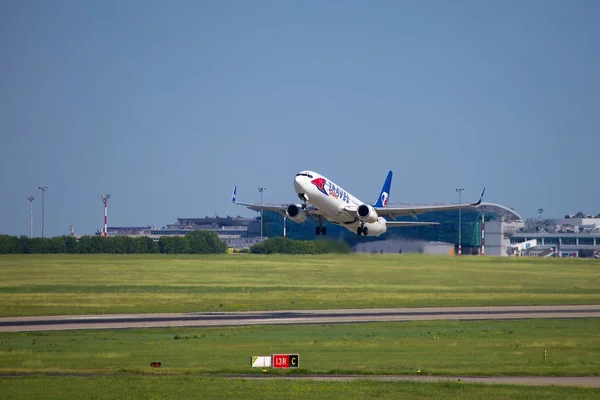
1, 0, 599, 237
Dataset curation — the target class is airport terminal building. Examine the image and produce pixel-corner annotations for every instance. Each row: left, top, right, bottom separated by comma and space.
103, 206, 600, 258
261, 202, 521, 254
488, 212, 600, 258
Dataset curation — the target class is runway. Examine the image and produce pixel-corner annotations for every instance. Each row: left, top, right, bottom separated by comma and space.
2, 372, 600, 388
1, 304, 599, 332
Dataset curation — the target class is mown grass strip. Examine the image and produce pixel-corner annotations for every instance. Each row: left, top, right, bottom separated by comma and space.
1, 319, 599, 376
1, 254, 599, 316
1, 376, 599, 400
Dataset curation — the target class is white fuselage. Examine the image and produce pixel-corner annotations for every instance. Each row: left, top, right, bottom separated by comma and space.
293, 171, 388, 237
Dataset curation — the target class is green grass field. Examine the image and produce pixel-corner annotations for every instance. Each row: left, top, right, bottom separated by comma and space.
1, 319, 599, 376
2, 376, 598, 400
2, 254, 599, 398
1, 254, 599, 317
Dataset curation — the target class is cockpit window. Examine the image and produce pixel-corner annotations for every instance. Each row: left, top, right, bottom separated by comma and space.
296, 172, 313, 178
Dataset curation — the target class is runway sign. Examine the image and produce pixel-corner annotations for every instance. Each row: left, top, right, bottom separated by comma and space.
251, 356, 271, 368
272, 354, 299, 369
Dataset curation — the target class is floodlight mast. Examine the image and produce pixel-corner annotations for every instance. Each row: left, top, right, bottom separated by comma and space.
455, 188, 464, 255
258, 188, 266, 239
38, 186, 48, 238
27, 196, 35, 238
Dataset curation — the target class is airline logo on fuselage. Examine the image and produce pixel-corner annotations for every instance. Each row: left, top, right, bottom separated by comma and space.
311, 178, 328, 196
327, 182, 349, 203
311, 178, 350, 203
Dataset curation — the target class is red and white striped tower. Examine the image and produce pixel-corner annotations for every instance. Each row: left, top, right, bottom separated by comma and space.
481, 211, 485, 256
101, 194, 111, 237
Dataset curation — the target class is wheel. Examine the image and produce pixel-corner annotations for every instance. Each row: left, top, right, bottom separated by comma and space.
321, 227, 327, 236
315, 226, 321, 235
363, 227, 369, 236
357, 227, 363, 235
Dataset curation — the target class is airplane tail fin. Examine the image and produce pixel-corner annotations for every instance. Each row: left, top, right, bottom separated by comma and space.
231, 186, 237, 203
373, 170, 393, 208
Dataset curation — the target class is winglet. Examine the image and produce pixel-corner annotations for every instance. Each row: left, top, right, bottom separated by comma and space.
231, 186, 237, 203
473, 187, 486, 206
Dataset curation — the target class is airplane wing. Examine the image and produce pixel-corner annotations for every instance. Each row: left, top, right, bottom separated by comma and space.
231, 186, 321, 218
375, 188, 486, 220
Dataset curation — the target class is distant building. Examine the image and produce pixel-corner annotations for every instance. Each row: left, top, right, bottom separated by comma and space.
100, 207, 600, 258
495, 213, 600, 258
353, 239, 454, 255
102, 216, 264, 249
261, 202, 521, 254
484, 211, 600, 257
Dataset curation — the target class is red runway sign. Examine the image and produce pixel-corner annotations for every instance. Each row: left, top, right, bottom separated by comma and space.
272, 354, 299, 369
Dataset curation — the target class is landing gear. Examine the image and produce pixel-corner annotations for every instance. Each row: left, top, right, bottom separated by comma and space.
315, 216, 327, 236
357, 224, 368, 236
298, 193, 309, 209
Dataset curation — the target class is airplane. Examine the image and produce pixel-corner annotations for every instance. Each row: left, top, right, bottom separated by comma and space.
232, 170, 485, 237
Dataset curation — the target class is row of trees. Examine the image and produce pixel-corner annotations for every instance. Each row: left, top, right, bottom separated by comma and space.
0, 231, 228, 254
0, 233, 350, 255
248, 237, 351, 254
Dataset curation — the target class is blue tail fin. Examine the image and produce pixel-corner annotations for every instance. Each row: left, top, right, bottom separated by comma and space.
373, 170, 393, 208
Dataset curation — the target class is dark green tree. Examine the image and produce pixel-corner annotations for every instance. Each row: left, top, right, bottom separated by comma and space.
0, 235, 20, 254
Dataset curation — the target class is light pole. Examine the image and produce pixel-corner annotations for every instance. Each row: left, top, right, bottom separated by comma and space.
456, 188, 464, 255
258, 187, 266, 239
27, 196, 35, 238
38, 186, 48, 238
538, 208, 544, 219
480, 206, 485, 256
101, 194, 111, 237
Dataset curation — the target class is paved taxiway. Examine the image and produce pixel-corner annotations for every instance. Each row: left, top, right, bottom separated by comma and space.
1, 304, 599, 332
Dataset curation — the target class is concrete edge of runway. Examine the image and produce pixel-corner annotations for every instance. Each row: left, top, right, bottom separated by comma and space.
1, 304, 600, 332
1, 372, 599, 388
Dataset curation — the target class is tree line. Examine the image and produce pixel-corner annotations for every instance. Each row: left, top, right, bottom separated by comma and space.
0, 230, 228, 254
0, 233, 351, 255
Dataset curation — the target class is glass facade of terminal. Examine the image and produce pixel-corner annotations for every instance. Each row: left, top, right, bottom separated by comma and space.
262, 209, 491, 249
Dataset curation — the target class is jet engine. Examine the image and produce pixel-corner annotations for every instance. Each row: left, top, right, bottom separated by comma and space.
286, 204, 308, 223
357, 204, 378, 223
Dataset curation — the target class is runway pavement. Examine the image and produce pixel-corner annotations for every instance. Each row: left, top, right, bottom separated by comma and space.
1, 372, 599, 388
1, 304, 599, 332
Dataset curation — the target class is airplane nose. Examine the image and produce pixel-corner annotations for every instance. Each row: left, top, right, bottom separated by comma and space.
294, 176, 303, 193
